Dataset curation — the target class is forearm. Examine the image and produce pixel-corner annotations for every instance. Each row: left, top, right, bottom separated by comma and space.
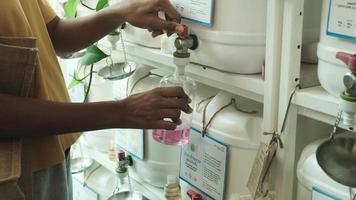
0, 94, 123, 138
48, 6, 125, 54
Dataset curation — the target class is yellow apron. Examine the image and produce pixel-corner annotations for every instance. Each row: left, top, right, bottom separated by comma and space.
0, 36, 38, 200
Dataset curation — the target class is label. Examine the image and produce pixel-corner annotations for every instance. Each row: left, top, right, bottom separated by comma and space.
327, 0, 356, 41
247, 142, 278, 199
180, 128, 228, 200
312, 187, 342, 200
73, 177, 99, 200
170, 0, 214, 27
115, 129, 144, 160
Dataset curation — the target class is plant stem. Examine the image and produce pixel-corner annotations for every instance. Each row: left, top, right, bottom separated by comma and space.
84, 64, 94, 102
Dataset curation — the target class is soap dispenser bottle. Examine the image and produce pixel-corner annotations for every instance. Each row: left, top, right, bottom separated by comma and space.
153, 25, 198, 146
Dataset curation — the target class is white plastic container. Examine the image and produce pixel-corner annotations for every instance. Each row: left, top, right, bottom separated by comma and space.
166, 0, 320, 74
120, 66, 220, 188
317, 0, 356, 96
181, 91, 263, 200
297, 139, 356, 200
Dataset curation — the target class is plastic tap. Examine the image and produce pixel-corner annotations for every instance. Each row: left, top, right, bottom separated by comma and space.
117, 150, 133, 168
187, 190, 202, 200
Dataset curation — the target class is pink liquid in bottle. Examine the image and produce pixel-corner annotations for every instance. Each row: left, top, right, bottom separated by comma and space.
153, 126, 191, 145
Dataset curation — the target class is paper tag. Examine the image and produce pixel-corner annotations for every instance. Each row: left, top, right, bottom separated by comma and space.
312, 187, 342, 200
247, 142, 277, 199
180, 128, 228, 200
327, 0, 356, 41
170, 0, 214, 27
115, 129, 144, 160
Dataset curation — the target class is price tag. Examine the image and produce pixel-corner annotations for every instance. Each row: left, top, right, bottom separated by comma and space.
180, 128, 228, 200
327, 0, 356, 41
312, 187, 342, 200
170, 0, 214, 27
115, 129, 144, 160
247, 142, 277, 199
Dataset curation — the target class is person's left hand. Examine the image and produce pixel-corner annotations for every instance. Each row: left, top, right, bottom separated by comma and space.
113, 0, 185, 37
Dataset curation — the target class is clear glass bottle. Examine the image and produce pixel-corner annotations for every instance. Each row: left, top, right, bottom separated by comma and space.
153, 64, 196, 146
111, 151, 133, 199
164, 175, 181, 200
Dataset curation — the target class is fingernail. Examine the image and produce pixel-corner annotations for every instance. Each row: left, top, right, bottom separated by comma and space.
175, 25, 184, 34
188, 98, 192, 103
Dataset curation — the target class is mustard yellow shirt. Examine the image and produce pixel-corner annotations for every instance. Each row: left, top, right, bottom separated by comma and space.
0, 0, 80, 172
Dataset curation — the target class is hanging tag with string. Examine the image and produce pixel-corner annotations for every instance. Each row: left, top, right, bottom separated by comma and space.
247, 84, 301, 199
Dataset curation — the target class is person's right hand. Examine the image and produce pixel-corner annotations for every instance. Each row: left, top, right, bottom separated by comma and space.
113, 0, 185, 37
120, 87, 192, 130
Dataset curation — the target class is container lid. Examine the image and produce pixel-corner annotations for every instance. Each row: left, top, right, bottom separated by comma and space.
297, 139, 353, 197
192, 91, 262, 149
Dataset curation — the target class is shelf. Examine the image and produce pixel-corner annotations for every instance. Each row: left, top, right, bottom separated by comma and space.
293, 86, 341, 126
99, 40, 265, 102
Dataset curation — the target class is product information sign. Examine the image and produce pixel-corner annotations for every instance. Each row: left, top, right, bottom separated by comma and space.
116, 129, 144, 160
327, 0, 356, 41
170, 0, 214, 27
180, 128, 228, 200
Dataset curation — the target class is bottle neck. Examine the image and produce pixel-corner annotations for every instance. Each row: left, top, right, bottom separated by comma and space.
174, 65, 186, 77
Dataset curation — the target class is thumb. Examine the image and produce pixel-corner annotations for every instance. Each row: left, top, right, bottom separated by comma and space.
151, 17, 183, 34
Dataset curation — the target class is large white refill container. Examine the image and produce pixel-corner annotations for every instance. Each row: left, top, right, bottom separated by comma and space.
317, 0, 356, 96
297, 139, 356, 200
116, 66, 220, 187
160, 0, 321, 74
180, 91, 263, 200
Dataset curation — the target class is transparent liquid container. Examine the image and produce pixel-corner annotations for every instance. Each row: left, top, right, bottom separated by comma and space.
152, 67, 196, 146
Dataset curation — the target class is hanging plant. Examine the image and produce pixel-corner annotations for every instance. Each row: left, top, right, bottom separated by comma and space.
64, 0, 111, 101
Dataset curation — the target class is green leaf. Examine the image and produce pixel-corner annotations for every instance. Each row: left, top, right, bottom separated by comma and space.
64, 0, 80, 19
68, 70, 83, 89
96, 0, 109, 11
81, 45, 109, 65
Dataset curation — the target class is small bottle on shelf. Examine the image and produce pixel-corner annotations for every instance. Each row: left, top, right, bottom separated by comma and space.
164, 175, 181, 200
112, 150, 133, 198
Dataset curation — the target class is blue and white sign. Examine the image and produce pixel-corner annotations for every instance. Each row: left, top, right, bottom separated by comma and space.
180, 128, 228, 200
327, 0, 356, 41
312, 187, 342, 200
170, 0, 214, 27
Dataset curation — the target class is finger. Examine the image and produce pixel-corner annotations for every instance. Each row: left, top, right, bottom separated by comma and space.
154, 120, 177, 130
182, 105, 193, 114
155, 87, 189, 99
152, 30, 164, 37
158, 97, 189, 110
146, 15, 180, 33
159, 0, 181, 22
156, 109, 181, 120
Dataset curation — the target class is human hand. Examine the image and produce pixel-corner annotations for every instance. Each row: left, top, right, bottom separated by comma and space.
115, 0, 185, 37
120, 87, 192, 130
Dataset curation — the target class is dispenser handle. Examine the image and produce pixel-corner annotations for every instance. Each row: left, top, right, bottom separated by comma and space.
187, 190, 203, 200
336, 52, 356, 73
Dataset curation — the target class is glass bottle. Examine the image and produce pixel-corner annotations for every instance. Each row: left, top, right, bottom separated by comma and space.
164, 175, 181, 200
111, 151, 133, 199
153, 63, 197, 146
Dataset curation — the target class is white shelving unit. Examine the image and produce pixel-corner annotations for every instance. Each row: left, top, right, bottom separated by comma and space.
92, 0, 339, 200
294, 86, 339, 125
